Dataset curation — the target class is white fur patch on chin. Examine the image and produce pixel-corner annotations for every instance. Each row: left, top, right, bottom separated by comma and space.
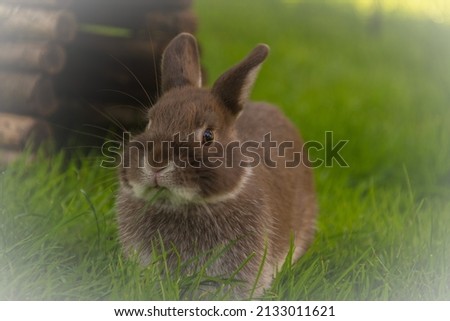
125, 179, 200, 206
171, 186, 199, 202
127, 180, 160, 200
123, 162, 252, 205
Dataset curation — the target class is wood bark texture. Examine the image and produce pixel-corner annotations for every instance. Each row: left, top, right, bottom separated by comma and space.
0, 112, 52, 148
0, 72, 58, 116
0, 42, 66, 74
0, 4, 77, 42
0, 0, 72, 7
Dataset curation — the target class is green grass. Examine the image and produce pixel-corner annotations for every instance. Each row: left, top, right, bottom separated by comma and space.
1, 0, 450, 300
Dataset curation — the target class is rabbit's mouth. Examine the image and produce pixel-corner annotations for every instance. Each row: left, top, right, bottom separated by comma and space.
127, 178, 201, 206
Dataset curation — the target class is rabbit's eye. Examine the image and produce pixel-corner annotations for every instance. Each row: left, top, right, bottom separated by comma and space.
202, 128, 214, 144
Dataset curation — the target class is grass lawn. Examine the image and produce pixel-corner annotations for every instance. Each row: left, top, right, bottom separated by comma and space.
1, 0, 450, 300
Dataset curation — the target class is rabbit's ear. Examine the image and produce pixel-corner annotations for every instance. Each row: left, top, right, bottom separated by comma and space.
212, 44, 269, 115
161, 33, 202, 92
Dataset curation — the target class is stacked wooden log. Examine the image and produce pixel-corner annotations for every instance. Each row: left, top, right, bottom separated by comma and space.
0, 0, 74, 165
0, 0, 197, 165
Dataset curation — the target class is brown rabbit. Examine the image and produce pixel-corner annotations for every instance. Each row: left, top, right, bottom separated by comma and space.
116, 33, 317, 298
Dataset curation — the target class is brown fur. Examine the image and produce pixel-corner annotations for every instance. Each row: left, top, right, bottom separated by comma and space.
116, 33, 317, 298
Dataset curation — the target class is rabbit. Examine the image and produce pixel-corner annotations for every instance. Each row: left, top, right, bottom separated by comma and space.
116, 33, 317, 298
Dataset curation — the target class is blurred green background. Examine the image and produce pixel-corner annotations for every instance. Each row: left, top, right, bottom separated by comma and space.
0, 0, 449, 300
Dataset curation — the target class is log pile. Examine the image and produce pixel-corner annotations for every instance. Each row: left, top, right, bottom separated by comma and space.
0, 0, 197, 165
